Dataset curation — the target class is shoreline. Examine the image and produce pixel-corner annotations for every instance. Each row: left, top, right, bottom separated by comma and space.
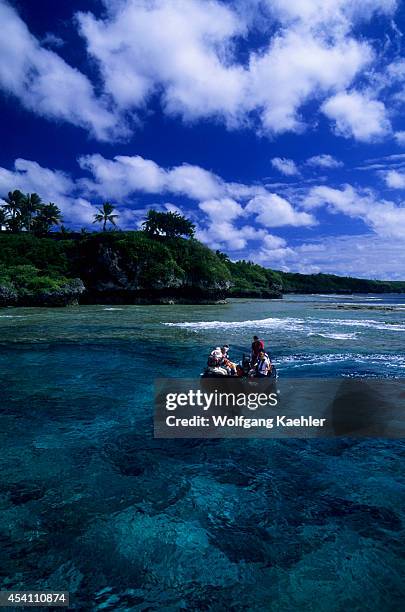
1, 292, 405, 310
1, 233, 404, 308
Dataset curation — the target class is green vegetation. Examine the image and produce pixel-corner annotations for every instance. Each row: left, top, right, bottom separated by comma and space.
220, 257, 283, 298
0, 233, 73, 275
0, 264, 83, 306
0, 195, 404, 305
0, 233, 82, 306
142, 209, 195, 238
72, 231, 230, 300
74, 231, 185, 290
277, 271, 405, 294
1, 230, 403, 307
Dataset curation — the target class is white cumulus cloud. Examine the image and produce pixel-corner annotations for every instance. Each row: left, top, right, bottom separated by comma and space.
271, 157, 299, 176
79, 154, 167, 197
247, 30, 371, 134
267, 0, 397, 30
394, 131, 405, 145
0, 0, 124, 141
322, 91, 391, 142
266, 234, 405, 279
75, 0, 391, 138
0, 0, 399, 141
0, 158, 97, 226
306, 154, 343, 168
304, 184, 405, 238
245, 194, 316, 228
77, 153, 315, 230
384, 169, 405, 188
77, 0, 247, 125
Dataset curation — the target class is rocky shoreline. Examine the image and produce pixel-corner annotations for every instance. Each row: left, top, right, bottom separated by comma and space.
0, 283, 231, 307
0, 232, 403, 307
0, 278, 85, 307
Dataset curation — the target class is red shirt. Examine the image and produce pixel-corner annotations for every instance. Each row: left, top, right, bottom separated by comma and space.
252, 339, 265, 357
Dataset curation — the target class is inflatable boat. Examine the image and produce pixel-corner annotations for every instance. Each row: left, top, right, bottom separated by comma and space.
201, 354, 277, 381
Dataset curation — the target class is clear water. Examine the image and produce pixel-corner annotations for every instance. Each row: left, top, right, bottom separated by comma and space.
0, 295, 404, 610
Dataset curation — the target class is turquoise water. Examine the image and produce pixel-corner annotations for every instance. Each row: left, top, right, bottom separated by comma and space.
0, 295, 405, 610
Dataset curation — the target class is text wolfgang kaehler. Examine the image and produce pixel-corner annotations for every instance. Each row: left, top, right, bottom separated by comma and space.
166, 414, 326, 429
164, 389, 326, 430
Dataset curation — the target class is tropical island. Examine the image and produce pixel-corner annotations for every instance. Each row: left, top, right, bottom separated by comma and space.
1, 190, 404, 307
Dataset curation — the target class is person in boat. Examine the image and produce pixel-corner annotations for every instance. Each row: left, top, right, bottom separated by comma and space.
209, 346, 222, 365
237, 354, 253, 377
207, 347, 222, 367
206, 346, 234, 376
206, 347, 228, 376
255, 350, 272, 377
251, 335, 265, 364
220, 345, 237, 375
221, 345, 230, 358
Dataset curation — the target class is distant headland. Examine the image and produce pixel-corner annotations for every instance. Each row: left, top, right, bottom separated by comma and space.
0, 192, 404, 307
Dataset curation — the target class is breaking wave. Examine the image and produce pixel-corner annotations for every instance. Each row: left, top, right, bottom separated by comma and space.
307, 332, 358, 340
276, 352, 405, 371
164, 316, 405, 333
164, 317, 306, 331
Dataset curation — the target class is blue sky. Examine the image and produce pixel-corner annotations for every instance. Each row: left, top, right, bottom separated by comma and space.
1, 0, 405, 279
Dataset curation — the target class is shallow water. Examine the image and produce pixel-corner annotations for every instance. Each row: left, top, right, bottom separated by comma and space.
0, 295, 404, 610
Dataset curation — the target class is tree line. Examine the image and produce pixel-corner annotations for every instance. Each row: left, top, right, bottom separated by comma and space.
90, 206, 196, 237
0, 190, 62, 234
1, 190, 196, 238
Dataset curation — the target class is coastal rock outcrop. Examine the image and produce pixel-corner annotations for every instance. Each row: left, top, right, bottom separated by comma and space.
0, 278, 85, 307
28, 278, 85, 306
3, 231, 401, 308
0, 284, 18, 306
75, 235, 231, 304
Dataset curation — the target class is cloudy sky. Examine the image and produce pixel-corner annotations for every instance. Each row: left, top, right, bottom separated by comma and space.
1, 0, 405, 278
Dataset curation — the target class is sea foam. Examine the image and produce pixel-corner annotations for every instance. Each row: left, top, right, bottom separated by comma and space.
164, 316, 405, 333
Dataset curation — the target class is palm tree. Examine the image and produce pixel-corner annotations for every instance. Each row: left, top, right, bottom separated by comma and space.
93, 202, 118, 231
142, 209, 161, 236
2, 190, 24, 231
32, 203, 63, 234
21, 193, 42, 232
41, 203, 62, 226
